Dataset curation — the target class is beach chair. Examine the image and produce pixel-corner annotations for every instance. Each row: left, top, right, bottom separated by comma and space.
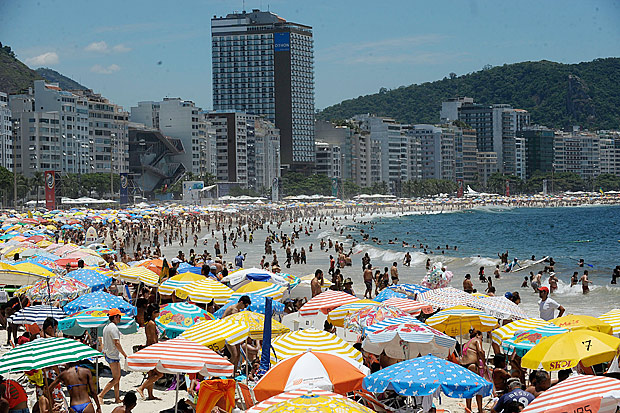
236, 382, 256, 409
353, 389, 397, 412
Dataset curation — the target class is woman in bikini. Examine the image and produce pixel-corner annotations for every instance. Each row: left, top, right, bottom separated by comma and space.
48, 362, 101, 413
460, 329, 489, 413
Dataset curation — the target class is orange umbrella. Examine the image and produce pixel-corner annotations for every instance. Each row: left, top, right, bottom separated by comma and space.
253, 350, 369, 402
137, 258, 163, 275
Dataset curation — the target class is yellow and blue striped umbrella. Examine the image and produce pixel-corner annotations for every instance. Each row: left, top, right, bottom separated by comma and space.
231, 281, 286, 301
116, 267, 159, 287
425, 305, 498, 336
177, 278, 233, 305
270, 328, 362, 364
491, 317, 552, 345
225, 311, 290, 340
599, 309, 620, 336
181, 319, 249, 351
158, 272, 205, 296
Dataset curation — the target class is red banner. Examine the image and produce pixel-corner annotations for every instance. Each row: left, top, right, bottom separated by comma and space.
457, 179, 464, 198
505, 180, 510, 197
44, 170, 56, 210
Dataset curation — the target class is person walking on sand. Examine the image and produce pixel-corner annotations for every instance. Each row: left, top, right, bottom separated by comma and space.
538, 287, 565, 321
363, 264, 373, 299
311, 269, 324, 297
98, 309, 127, 404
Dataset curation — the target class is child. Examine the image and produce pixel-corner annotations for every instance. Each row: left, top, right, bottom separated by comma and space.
521, 276, 528, 288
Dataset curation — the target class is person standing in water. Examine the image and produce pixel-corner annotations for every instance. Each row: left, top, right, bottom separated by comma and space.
580, 270, 593, 294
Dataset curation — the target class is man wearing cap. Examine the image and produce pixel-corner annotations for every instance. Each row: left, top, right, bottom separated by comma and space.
538, 287, 565, 321
491, 378, 535, 413
98, 309, 127, 404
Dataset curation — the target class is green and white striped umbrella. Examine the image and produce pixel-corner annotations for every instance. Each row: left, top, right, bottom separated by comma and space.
0, 337, 101, 374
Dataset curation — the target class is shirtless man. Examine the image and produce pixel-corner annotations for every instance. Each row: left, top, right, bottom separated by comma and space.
390, 262, 399, 285
222, 296, 251, 369
48, 362, 102, 413
136, 305, 163, 400
363, 264, 373, 299
531, 271, 542, 293
580, 270, 592, 294
548, 273, 558, 293
310, 269, 324, 297
463, 274, 474, 293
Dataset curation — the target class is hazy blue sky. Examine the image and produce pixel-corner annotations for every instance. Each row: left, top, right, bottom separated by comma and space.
1, 0, 619, 111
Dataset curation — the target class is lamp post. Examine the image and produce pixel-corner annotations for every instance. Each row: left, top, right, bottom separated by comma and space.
110, 133, 116, 197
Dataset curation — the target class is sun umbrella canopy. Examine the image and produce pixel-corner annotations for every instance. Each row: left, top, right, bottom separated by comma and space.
299, 290, 360, 317
387, 283, 430, 297
11, 262, 56, 278
253, 351, 369, 402
260, 392, 373, 413
599, 309, 620, 336
551, 315, 614, 335
181, 319, 249, 351
26, 276, 90, 302
363, 354, 493, 398
158, 272, 204, 296
382, 297, 434, 315
68, 268, 112, 291
8, 304, 66, 326
364, 320, 457, 359
177, 278, 233, 305
502, 324, 568, 357
214, 293, 285, 317
470, 295, 529, 320
270, 328, 362, 364
231, 281, 286, 301
58, 307, 138, 336
522, 330, 620, 370
417, 287, 475, 309
117, 266, 159, 287
0, 337, 102, 374
344, 304, 410, 334
374, 289, 408, 302
247, 389, 345, 413
326, 300, 377, 327
491, 317, 550, 346
224, 311, 289, 340
63, 291, 137, 316
155, 302, 214, 339
522, 374, 620, 413
127, 337, 233, 376
425, 305, 498, 336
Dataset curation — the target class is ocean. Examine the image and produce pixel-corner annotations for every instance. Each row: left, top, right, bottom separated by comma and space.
344, 205, 620, 317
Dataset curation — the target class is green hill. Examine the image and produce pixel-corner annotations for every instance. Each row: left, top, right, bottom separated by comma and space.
318, 58, 620, 130
36, 68, 88, 91
0, 43, 42, 94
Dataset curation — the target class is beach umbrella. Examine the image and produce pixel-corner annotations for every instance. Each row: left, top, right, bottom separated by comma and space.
8, 304, 65, 326
58, 307, 137, 336
363, 319, 457, 359
231, 281, 286, 301
270, 328, 362, 364
155, 302, 214, 339
246, 389, 345, 413
116, 266, 159, 287
551, 315, 614, 335
417, 287, 475, 309
344, 304, 410, 334
23, 256, 64, 272
63, 291, 137, 316
224, 311, 289, 340
599, 309, 620, 336
425, 305, 498, 337
11, 262, 56, 278
0, 337, 101, 374
253, 351, 369, 402
387, 283, 429, 297
363, 354, 493, 398
491, 317, 550, 346
502, 324, 568, 357
522, 375, 620, 413
135, 258, 163, 275
214, 294, 285, 317
326, 299, 377, 327
67, 269, 112, 291
469, 295, 529, 320
521, 330, 620, 370
298, 290, 359, 317
177, 278, 233, 305
382, 297, 434, 316
177, 266, 202, 275
127, 336, 233, 376
258, 392, 373, 413
26, 276, 90, 302
181, 319, 249, 351
374, 289, 408, 302
63, 252, 105, 267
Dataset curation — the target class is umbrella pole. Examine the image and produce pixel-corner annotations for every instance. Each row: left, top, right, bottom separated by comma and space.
174, 373, 179, 413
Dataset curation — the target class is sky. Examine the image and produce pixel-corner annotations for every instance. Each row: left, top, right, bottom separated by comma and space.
1, 0, 619, 112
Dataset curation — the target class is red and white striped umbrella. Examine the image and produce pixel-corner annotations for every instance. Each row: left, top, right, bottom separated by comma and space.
523, 375, 620, 413
299, 291, 359, 317
127, 337, 233, 376
246, 389, 344, 413
382, 297, 434, 315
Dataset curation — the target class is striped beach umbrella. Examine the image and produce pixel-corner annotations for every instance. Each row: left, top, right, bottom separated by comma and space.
491, 317, 552, 346
247, 389, 345, 413
502, 324, 568, 356
63, 291, 137, 316
177, 278, 233, 305
522, 375, 620, 413
8, 304, 66, 326
382, 297, 434, 316
365, 315, 425, 333
387, 283, 429, 297
0, 337, 101, 374
155, 302, 214, 339
259, 391, 373, 412
416, 287, 475, 309
425, 306, 498, 337
270, 328, 363, 364
231, 281, 286, 301
224, 311, 289, 340
116, 267, 159, 287
214, 294, 285, 317
599, 309, 620, 336
344, 304, 410, 334
181, 319, 249, 351
158, 273, 204, 296
58, 307, 138, 336
127, 337, 233, 376
298, 290, 359, 317
469, 295, 529, 320
327, 300, 377, 327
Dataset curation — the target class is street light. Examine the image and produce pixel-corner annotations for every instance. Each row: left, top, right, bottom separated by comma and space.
110, 133, 116, 197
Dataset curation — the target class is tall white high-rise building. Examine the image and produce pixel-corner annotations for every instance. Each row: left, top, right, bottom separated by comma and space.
0, 92, 12, 170
211, 9, 315, 171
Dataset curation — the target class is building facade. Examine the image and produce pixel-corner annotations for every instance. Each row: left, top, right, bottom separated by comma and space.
253, 117, 281, 192
212, 9, 315, 171
315, 141, 342, 179
599, 131, 620, 176
205, 112, 249, 186
519, 126, 555, 179
0, 92, 12, 170
351, 132, 382, 188
554, 129, 600, 179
